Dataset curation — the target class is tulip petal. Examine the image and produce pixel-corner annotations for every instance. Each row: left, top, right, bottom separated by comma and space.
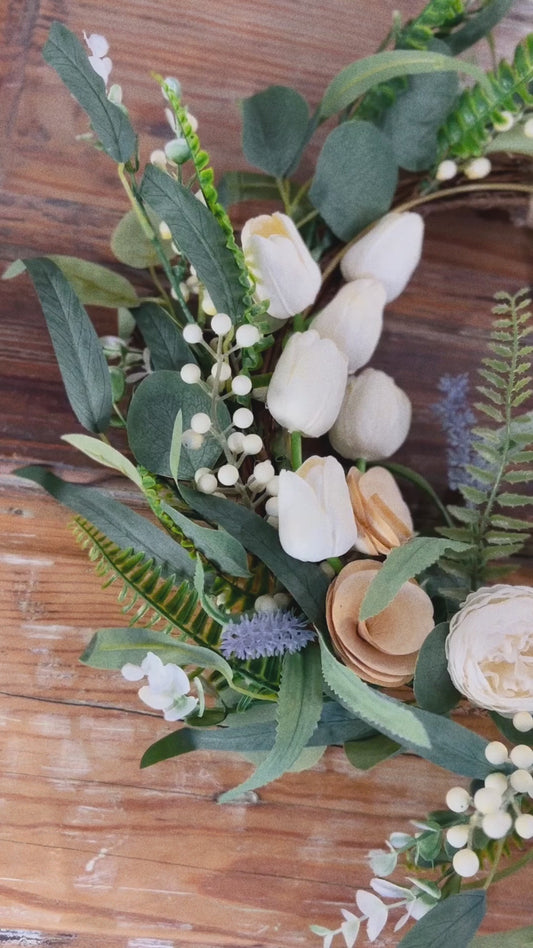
340, 212, 424, 302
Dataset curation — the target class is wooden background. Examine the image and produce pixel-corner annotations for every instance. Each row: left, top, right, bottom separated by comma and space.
1, 1, 532, 945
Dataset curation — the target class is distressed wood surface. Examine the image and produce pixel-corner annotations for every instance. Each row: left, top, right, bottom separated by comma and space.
0, 0, 532, 945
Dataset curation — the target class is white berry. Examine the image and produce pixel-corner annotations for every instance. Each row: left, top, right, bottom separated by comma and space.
446, 787, 471, 813
453, 848, 479, 878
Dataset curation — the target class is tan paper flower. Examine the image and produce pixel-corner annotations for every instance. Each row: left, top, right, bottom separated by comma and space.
347, 466, 413, 556
326, 560, 434, 687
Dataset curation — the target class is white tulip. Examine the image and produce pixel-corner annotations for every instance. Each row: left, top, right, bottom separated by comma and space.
267, 329, 348, 437
241, 212, 322, 320
311, 279, 386, 373
329, 368, 411, 461
277, 456, 358, 562
446, 585, 533, 716
340, 212, 424, 302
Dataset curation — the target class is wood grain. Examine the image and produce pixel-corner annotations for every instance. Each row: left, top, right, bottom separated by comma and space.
1, 0, 532, 944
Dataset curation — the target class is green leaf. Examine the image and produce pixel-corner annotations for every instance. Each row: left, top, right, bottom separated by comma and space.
9, 256, 139, 308
398, 893, 486, 948
241, 85, 310, 177
319, 636, 492, 778
414, 623, 461, 714
140, 164, 245, 322
318, 49, 488, 120
43, 22, 136, 163
469, 925, 533, 948
133, 302, 194, 371
81, 626, 234, 687
445, 0, 515, 55
126, 370, 229, 479
309, 120, 398, 240
169, 411, 182, 486
218, 646, 323, 801
217, 171, 280, 208
161, 501, 250, 578
61, 434, 143, 489
359, 537, 472, 622
487, 127, 533, 156
497, 491, 532, 507
111, 207, 175, 269
490, 712, 533, 749
16, 465, 195, 581
23, 257, 112, 432
180, 486, 330, 628
344, 734, 400, 771
379, 50, 458, 172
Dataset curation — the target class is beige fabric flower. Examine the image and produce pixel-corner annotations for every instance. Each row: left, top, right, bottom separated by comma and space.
445, 585, 533, 716
347, 466, 413, 556
326, 560, 434, 687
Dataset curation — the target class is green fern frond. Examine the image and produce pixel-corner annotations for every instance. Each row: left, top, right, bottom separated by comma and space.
434, 33, 533, 164
439, 289, 533, 588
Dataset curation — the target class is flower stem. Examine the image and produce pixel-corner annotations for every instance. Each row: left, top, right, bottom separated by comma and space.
291, 431, 303, 470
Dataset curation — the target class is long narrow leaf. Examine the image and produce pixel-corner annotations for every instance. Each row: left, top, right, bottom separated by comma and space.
397, 892, 486, 948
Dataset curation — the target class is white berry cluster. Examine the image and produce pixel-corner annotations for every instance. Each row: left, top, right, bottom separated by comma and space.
445, 712, 533, 878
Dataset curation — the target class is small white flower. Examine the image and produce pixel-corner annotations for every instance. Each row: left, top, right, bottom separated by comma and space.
122, 652, 198, 721
84, 32, 113, 88
355, 889, 388, 941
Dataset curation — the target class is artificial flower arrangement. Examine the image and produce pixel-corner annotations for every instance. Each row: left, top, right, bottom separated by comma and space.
5, 2, 533, 945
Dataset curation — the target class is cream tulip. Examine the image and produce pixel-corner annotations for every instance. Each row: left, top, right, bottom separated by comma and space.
329, 368, 411, 462
277, 456, 358, 562
241, 212, 322, 319
266, 329, 348, 437
340, 212, 424, 302
311, 279, 386, 373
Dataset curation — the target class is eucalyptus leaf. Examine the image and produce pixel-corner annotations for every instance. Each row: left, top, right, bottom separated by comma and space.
61, 433, 143, 489
161, 501, 250, 578
469, 924, 533, 948
127, 370, 229, 478
319, 636, 492, 778
309, 121, 398, 240
23, 257, 112, 433
445, 0, 515, 55
414, 622, 462, 714
486, 127, 533, 157
81, 627, 234, 686
344, 734, 400, 771
241, 85, 310, 177
359, 537, 472, 622
140, 164, 246, 322
318, 49, 488, 120
490, 711, 533, 748
43, 21, 136, 163
218, 646, 323, 801
16, 465, 195, 581
397, 892, 486, 948
46, 255, 139, 307
180, 486, 330, 628
217, 171, 281, 208
111, 207, 175, 269
133, 302, 194, 371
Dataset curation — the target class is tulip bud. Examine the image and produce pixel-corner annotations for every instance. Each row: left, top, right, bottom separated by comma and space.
266, 329, 348, 437
311, 279, 386, 373
241, 212, 322, 320
340, 212, 424, 302
278, 456, 358, 562
329, 368, 411, 461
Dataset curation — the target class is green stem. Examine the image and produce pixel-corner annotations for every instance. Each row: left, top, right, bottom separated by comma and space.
463, 845, 533, 891
291, 431, 303, 470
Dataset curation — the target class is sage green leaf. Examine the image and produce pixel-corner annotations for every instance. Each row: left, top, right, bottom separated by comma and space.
344, 734, 400, 771
309, 121, 398, 240
140, 164, 245, 322
61, 434, 143, 489
486, 127, 533, 157
46, 255, 139, 307
81, 626, 234, 685
43, 22, 136, 163
490, 712, 533, 749
218, 646, 323, 801
469, 923, 533, 947
217, 171, 280, 208
414, 622, 461, 714
23, 257, 112, 432
397, 892, 486, 948
241, 85, 310, 177
180, 486, 330, 628
111, 207, 175, 268
379, 51, 458, 172
169, 411, 182, 486
161, 501, 250, 578
2, 259, 26, 280
318, 49, 488, 120
359, 537, 472, 622
127, 370, 229, 479
16, 465, 195, 581
319, 636, 492, 778
445, 0, 514, 55
133, 302, 194, 371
